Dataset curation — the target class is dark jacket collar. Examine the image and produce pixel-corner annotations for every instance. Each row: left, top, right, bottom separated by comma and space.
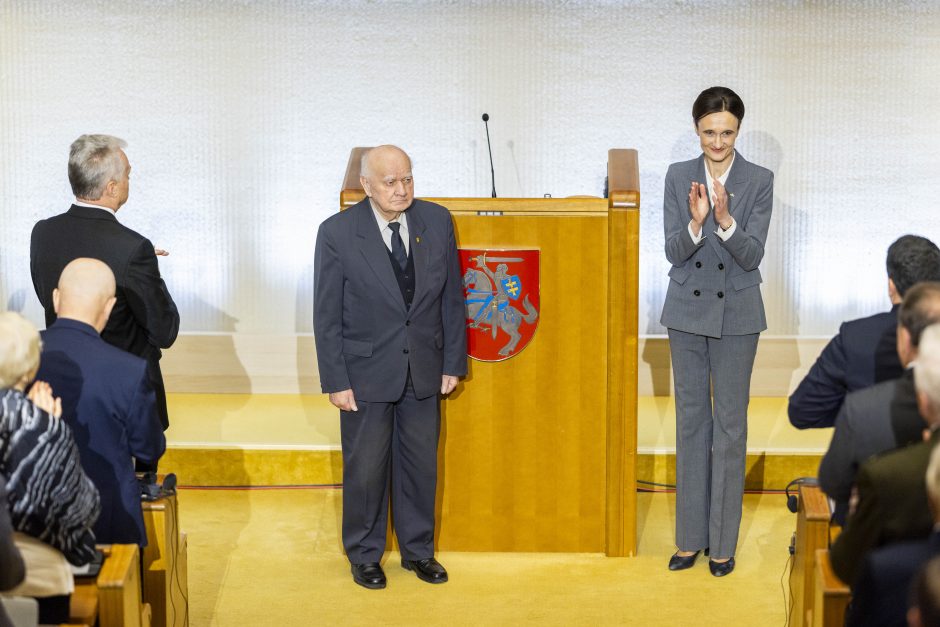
48, 317, 102, 339
67, 204, 118, 222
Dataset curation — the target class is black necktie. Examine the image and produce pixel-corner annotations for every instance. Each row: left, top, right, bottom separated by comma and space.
388, 222, 407, 270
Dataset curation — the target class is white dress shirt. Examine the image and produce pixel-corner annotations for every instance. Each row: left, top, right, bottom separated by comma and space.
73, 199, 116, 216
370, 200, 409, 255
688, 152, 736, 244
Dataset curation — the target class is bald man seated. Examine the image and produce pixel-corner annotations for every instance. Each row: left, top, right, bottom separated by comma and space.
35, 258, 165, 547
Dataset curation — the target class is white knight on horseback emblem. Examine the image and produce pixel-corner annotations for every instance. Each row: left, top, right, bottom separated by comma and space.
460, 249, 540, 361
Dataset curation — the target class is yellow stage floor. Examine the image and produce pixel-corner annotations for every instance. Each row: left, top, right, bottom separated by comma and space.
179, 487, 798, 626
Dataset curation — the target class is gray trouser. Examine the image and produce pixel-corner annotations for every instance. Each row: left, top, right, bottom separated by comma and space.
668, 328, 759, 559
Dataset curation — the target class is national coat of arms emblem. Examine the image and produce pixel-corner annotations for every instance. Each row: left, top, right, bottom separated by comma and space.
459, 249, 540, 361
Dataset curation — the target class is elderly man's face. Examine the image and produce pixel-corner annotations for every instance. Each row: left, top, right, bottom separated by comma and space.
361, 148, 414, 220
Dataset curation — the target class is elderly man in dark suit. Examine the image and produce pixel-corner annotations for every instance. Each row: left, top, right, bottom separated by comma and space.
35, 258, 165, 547
314, 145, 467, 589
846, 443, 940, 627
829, 322, 940, 586
30, 134, 178, 471
819, 282, 940, 523
789, 235, 940, 430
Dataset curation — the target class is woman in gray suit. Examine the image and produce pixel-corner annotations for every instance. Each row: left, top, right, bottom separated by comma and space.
661, 86, 774, 577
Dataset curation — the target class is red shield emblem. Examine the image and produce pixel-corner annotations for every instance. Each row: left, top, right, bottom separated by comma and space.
460, 249, 540, 361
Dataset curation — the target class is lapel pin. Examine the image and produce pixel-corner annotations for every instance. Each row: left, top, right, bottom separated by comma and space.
416, 237, 421, 244
729, 193, 735, 198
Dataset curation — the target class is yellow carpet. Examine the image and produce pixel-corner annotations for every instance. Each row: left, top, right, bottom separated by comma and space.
178, 488, 797, 626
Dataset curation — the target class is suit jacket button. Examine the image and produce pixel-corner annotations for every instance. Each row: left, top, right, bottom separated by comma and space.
403, 349, 409, 354
693, 290, 701, 296
718, 263, 724, 270
717, 292, 724, 298
695, 261, 702, 268
405, 321, 411, 326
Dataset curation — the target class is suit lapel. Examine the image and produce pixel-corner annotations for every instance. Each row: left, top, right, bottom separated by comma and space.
355, 202, 406, 311
408, 203, 429, 308
725, 151, 751, 224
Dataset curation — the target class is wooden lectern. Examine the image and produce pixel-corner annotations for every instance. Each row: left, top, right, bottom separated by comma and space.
338, 148, 639, 556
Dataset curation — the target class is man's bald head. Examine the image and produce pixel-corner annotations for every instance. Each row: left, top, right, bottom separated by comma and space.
53, 258, 117, 333
359, 145, 414, 221
360, 145, 411, 178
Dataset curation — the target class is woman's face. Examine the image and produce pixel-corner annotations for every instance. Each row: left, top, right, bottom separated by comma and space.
696, 111, 740, 165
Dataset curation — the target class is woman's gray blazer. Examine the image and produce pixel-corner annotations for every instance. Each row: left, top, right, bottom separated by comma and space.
660, 151, 774, 338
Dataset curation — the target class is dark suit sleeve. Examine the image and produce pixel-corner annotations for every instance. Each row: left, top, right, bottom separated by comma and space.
718, 170, 773, 271
441, 213, 467, 377
124, 238, 179, 350
818, 401, 857, 509
0, 477, 25, 592
789, 330, 849, 429
126, 365, 166, 464
313, 222, 351, 393
29, 221, 57, 327
663, 165, 705, 267
830, 465, 881, 586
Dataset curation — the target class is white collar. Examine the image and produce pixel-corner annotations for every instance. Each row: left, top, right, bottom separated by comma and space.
73, 199, 116, 214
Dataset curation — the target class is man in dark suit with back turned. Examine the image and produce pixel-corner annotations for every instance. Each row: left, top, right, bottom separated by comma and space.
35, 258, 165, 547
829, 322, 940, 586
30, 134, 178, 472
819, 282, 940, 523
313, 145, 467, 589
789, 235, 940, 429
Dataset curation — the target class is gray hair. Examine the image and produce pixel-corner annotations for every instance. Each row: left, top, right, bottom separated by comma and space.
915, 323, 940, 418
0, 312, 41, 388
68, 134, 128, 200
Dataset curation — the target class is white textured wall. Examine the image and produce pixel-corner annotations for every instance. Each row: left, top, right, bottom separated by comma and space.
1, 1, 938, 338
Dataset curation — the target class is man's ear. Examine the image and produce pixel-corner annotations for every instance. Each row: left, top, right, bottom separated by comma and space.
359, 176, 371, 197
888, 278, 900, 304
52, 288, 60, 314
101, 296, 117, 326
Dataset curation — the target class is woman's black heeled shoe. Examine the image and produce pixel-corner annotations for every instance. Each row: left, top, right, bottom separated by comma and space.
709, 557, 735, 577
668, 548, 707, 571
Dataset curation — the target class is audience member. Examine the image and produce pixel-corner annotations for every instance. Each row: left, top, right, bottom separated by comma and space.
0, 312, 99, 624
847, 443, 940, 626
30, 134, 179, 473
830, 322, 940, 585
819, 282, 940, 523
909, 556, 940, 627
790, 235, 940, 429
36, 258, 165, 546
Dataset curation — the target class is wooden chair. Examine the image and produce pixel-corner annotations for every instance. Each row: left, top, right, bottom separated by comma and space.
788, 484, 833, 627
142, 491, 189, 627
813, 548, 850, 627
69, 544, 152, 627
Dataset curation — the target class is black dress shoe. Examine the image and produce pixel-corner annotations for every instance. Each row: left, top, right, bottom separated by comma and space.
668, 549, 704, 571
402, 557, 448, 583
709, 557, 735, 577
351, 562, 386, 589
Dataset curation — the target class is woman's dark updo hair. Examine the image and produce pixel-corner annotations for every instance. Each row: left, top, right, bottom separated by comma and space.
692, 86, 745, 126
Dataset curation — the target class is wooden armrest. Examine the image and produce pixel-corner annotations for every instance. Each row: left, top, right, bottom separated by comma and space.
800, 484, 831, 522
69, 581, 98, 626
813, 549, 850, 627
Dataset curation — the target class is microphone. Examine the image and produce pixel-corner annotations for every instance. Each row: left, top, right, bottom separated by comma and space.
482, 113, 497, 198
